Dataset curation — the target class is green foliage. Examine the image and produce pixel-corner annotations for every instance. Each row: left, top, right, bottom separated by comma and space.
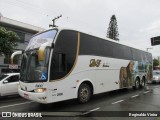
153, 58, 159, 67
107, 15, 119, 41
0, 26, 19, 56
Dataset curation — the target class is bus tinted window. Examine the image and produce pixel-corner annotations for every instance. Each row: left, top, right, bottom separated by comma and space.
50, 30, 78, 80
79, 33, 133, 60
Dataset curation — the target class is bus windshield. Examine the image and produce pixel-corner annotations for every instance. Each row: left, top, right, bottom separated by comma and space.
20, 29, 57, 82
26, 29, 57, 50
20, 48, 50, 82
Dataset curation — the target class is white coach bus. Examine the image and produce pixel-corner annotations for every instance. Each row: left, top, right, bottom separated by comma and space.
11, 27, 152, 104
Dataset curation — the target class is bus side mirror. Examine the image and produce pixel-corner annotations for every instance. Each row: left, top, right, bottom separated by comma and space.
38, 46, 45, 61
11, 51, 22, 64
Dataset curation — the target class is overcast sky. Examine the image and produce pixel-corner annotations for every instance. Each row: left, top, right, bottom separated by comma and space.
0, 0, 160, 57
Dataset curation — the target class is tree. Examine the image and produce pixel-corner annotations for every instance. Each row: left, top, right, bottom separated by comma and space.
107, 15, 119, 41
153, 58, 159, 67
0, 26, 19, 56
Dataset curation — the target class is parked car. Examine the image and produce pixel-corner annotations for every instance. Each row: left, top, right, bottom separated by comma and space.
152, 70, 160, 83
0, 73, 20, 96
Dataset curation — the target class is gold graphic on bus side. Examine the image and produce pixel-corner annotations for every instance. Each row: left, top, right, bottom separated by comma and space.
89, 59, 101, 67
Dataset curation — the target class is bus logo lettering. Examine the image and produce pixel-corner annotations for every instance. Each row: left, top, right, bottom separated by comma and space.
89, 59, 101, 67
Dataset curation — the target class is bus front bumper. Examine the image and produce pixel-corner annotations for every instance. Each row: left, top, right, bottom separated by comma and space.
18, 87, 48, 104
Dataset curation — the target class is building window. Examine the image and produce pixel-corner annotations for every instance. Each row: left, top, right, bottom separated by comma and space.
25, 33, 33, 43
3, 27, 26, 43
15, 31, 25, 43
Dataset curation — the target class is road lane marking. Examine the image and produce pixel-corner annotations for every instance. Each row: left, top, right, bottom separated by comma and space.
131, 94, 139, 98
0, 101, 34, 109
82, 107, 100, 115
144, 91, 150, 94
112, 100, 124, 105
89, 107, 100, 112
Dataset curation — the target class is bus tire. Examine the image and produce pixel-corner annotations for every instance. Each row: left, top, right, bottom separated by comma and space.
133, 78, 140, 90
78, 83, 91, 103
140, 77, 145, 88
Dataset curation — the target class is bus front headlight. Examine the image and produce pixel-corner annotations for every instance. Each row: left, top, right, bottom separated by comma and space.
34, 88, 46, 93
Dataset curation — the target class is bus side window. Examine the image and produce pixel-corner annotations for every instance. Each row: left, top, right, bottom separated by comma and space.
57, 53, 66, 72
50, 52, 67, 80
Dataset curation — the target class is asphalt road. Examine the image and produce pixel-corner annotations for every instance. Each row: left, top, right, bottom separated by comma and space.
0, 84, 160, 120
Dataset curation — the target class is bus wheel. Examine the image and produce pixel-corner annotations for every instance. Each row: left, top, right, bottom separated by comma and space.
140, 77, 145, 88
78, 83, 91, 103
133, 78, 140, 90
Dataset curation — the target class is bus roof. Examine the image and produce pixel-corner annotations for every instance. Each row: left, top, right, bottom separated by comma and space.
56, 27, 151, 54
33, 27, 151, 54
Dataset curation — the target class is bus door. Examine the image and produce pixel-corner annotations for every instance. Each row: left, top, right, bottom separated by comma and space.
50, 52, 67, 80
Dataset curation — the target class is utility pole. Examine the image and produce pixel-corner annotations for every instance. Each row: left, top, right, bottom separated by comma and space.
146, 48, 153, 51
49, 15, 62, 28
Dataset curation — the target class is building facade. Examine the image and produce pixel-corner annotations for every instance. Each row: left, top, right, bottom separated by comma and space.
0, 14, 45, 74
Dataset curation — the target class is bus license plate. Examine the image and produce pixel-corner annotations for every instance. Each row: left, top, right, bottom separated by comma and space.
24, 93, 29, 98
